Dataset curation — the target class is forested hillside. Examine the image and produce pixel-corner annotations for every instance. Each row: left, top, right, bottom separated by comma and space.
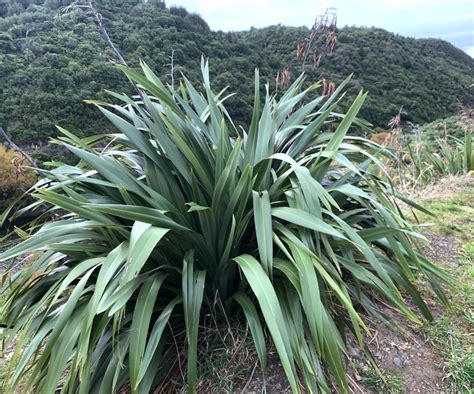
1, 0, 473, 150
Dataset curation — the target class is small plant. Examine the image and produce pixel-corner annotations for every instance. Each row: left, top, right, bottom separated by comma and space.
407, 130, 473, 185
0, 61, 448, 393
359, 369, 403, 393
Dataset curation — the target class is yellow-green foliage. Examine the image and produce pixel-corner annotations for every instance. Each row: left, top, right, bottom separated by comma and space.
0, 145, 36, 211
370, 131, 393, 146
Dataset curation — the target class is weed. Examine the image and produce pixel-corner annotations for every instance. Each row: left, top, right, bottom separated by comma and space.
422, 316, 473, 392
170, 316, 257, 392
359, 368, 403, 393
463, 241, 474, 260
417, 181, 473, 242
194, 318, 256, 391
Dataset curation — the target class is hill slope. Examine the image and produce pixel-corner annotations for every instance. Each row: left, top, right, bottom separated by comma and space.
0, 0, 473, 148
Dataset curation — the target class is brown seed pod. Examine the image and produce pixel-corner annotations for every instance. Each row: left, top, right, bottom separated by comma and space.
276, 67, 292, 90
328, 81, 335, 96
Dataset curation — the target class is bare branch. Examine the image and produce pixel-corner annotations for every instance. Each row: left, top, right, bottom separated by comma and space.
61, 1, 127, 66
164, 49, 176, 90
0, 126, 39, 170
87, 0, 128, 66
60, 1, 146, 99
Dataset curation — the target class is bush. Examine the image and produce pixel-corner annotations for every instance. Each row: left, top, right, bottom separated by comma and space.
418, 115, 469, 144
393, 124, 473, 188
377, 113, 473, 190
0, 62, 448, 392
0, 144, 36, 211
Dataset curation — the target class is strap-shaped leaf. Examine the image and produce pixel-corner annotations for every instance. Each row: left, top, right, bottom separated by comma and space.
129, 275, 165, 392
123, 223, 169, 282
182, 251, 206, 393
252, 190, 273, 276
234, 254, 299, 393
272, 207, 345, 239
234, 292, 267, 372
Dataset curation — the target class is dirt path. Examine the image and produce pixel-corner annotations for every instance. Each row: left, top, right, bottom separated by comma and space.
350, 233, 460, 393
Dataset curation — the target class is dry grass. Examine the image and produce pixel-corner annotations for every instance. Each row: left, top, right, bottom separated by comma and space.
399, 173, 474, 202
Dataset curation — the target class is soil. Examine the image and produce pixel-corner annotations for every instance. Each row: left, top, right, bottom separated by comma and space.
347, 307, 446, 394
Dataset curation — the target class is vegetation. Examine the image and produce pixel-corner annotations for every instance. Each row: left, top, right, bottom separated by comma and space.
377, 114, 473, 190
420, 182, 473, 242
358, 369, 403, 393
0, 0, 473, 154
404, 129, 472, 185
0, 62, 450, 392
417, 114, 470, 143
416, 183, 474, 391
0, 144, 37, 211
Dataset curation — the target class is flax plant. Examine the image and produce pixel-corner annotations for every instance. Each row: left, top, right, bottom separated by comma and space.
0, 60, 448, 393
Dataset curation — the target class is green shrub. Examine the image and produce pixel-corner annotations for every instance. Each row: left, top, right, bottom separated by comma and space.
405, 129, 473, 185
418, 115, 469, 144
0, 61, 448, 393
383, 114, 473, 188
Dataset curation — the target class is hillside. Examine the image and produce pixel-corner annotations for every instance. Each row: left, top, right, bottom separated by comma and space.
0, 0, 473, 152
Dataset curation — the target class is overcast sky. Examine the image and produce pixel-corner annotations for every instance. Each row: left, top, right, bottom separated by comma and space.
169, 0, 474, 56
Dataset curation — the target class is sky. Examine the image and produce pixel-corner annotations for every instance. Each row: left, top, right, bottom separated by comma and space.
169, 0, 474, 56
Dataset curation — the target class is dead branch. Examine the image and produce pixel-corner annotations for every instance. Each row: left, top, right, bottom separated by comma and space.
276, 8, 338, 91
60, 1, 144, 99
61, 1, 127, 66
0, 126, 39, 170
164, 49, 176, 89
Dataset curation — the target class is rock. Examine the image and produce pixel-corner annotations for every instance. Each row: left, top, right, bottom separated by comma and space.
348, 346, 362, 358
393, 357, 402, 367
